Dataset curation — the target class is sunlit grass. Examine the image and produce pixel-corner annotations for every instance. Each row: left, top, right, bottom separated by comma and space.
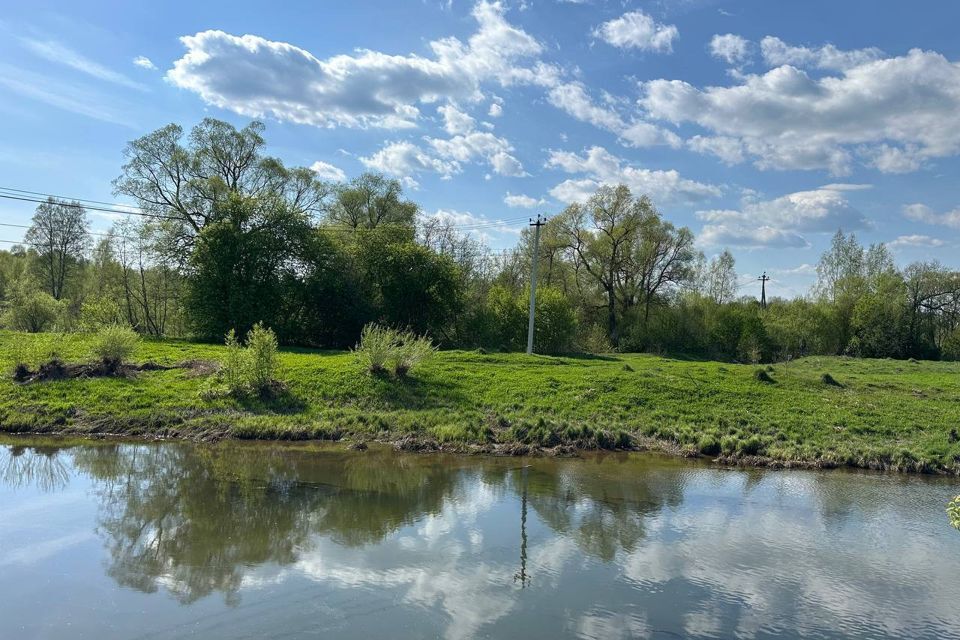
1, 330, 959, 472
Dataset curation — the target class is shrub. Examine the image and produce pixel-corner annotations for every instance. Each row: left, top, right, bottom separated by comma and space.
821, 372, 843, 387
221, 329, 247, 394
948, 496, 960, 531
218, 324, 280, 396
91, 325, 140, 370
390, 330, 435, 377
354, 324, 398, 374
353, 324, 435, 377
4, 291, 62, 333
754, 368, 775, 383
246, 322, 279, 393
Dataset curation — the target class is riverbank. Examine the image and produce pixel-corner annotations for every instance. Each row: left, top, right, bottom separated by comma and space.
2, 330, 959, 473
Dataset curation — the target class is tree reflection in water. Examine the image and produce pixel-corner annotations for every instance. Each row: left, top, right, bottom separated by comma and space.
67, 444, 467, 604
1, 441, 685, 607
0, 445, 71, 492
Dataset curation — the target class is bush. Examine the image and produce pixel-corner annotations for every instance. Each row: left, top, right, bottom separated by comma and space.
91, 325, 140, 370
222, 329, 247, 394
354, 323, 435, 377
390, 330, 435, 377
4, 291, 62, 333
218, 324, 280, 396
246, 322, 278, 392
948, 496, 960, 531
821, 372, 843, 387
754, 368, 775, 383
354, 324, 398, 374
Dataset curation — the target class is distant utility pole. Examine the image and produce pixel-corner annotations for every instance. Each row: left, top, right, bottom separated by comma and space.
758, 272, 770, 309
526, 214, 546, 355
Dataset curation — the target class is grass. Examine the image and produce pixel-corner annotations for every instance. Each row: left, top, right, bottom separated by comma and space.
1, 330, 960, 473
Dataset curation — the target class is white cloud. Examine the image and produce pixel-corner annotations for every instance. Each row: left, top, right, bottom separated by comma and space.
709, 34, 751, 66
504, 192, 546, 208
546, 145, 721, 204
888, 234, 945, 249
547, 81, 680, 149
487, 102, 503, 117
902, 203, 960, 228
21, 38, 146, 90
687, 135, 745, 165
309, 160, 346, 181
641, 49, 960, 174
361, 113, 527, 185
760, 36, 883, 72
697, 186, 868, 248
438, 103, 475, 135
132, 56, 157, 70
167, 1, 544, 129
0, 64, 137, 127
359, 141, 458, 187
593, 11, 678, 53
428, 130, 526, 176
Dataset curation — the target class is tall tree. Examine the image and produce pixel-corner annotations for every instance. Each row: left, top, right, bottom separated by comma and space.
328, 173, 418, 231
25, 198, 89, 300
560, 185, 647, 347
113, 119, 331, 255
702, 250, 737, 305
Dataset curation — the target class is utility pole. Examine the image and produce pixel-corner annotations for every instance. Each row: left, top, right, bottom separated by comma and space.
526, 214, 546, 355
758, 272, 770, 309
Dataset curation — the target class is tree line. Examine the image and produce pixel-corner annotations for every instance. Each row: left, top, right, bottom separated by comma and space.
2, 118, 959, 362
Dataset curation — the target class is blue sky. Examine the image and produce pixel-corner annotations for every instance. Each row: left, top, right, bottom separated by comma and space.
2, 0, 960, 298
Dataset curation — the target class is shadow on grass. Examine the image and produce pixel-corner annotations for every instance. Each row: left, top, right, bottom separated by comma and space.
365, 373, 471, 411
235, 385, 308, 415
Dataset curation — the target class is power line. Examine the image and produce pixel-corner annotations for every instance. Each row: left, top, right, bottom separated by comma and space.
0, 186, 532, 232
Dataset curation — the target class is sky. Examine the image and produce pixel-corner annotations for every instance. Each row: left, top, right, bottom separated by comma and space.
1, 0, 960, 298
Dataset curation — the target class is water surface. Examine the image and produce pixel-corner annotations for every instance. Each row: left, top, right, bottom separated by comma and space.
1, 438, 958, 639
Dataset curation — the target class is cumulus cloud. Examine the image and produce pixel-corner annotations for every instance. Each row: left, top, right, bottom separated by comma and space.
360, 113, 526, 184
504, 192, 546, 208
167, 1, 544, 129
697, 186, 869, 248
438, 103, 476, 135
359, 141, 458, 187
592, 10, 678, 53
545, 145, 721, 204
760, 36, 883, 71
642, 49, 960, 174
132, 56, 157, 70
547, 81, 680, 149
686, 135, 745, 165
888, 234, 946, 249
487, 101, 503, 117
709, 34, 751, 66
902, 203, 960, 228
309, 160, 346, 181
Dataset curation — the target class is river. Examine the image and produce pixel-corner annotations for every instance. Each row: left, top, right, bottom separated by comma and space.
1, 438, 958, 639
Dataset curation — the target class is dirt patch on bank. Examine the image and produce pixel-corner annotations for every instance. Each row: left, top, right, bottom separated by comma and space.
13, 359, 217, 384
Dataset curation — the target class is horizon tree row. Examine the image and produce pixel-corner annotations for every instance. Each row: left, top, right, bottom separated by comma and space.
2, 118, 960, 361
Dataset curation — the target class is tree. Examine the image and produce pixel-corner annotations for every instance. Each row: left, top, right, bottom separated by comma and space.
560, 185, 647, 347
25, 198, 89, 300
702, 250, 737, 305
328, 173, 418, 230
628, 216, 697, 324
186, 194, 316, 340
113, 119, 331, 256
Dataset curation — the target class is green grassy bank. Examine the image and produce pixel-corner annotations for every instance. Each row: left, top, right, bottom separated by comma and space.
2, 330, 959, 473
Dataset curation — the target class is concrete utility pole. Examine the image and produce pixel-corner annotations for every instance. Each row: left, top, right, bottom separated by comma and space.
526, 215, 546, 355
758, 272, 770, 309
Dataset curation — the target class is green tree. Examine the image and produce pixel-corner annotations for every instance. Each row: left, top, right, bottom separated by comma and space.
25, 198, 89, 300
